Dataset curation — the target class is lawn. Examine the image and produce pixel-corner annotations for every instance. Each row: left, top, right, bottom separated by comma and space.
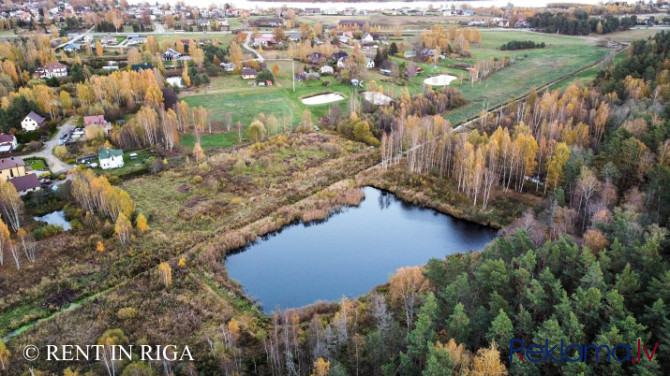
183, 30, 611, 148
94, 149, 156, 177
24, 157, 48, 172
180, 70, 351, 149
409, 30, 610, 125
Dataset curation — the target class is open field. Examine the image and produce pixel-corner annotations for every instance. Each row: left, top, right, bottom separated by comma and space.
186, 30, 611, 143
602, 27, 668, 42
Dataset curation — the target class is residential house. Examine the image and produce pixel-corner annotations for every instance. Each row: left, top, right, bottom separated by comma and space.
332, 50, 348, 61
8, 173, 41, 195
337, 57, 346, 69
63, 43, 81, 52
252, 18, 283, 27
242, 67, 257, 80
197, 18, 209, 27
288, 32, 301, 41
220, 62, 235, 72
308, 52, 326, 65
162, 48, 183, 61
0, 134, 17, 153
35, 62, 68, 78
320, 65, 334, 74
83, 115, 109, 133
98, 147, 124, 170
253, 36, 274, 47
361, 33, 374, 44
131, 63, 154, 71
21, 111, 45, 132
366, 58, 375, 69
304, 8, 321, 15
0, 157, 40, 195
0, 157, 27, 181
101, 36, 117, 45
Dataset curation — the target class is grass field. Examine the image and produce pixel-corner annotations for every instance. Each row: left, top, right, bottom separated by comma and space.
442, 31, 610, 124
181, 30, 612, 148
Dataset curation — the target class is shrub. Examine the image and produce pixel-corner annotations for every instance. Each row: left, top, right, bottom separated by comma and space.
117, 307, 139, 320
32, 224, 63, 240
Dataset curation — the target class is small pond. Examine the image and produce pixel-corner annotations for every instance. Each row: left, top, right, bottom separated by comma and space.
34, 210, 71, 230
225, 187, 497, 312
301, 92, 345, 105
361, 91, 393, 105
424, 74, 458, 86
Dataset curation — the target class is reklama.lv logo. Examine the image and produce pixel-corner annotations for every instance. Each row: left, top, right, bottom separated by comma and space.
510, 339, 659, 363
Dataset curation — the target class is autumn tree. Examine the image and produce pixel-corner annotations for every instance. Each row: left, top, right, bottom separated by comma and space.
248, 120, 265, 142
0, 181, 23, 232
545, 142, 570, 194
310, 358, 330, 376
136, 213, 149, 233
272, 64, 280, 76
95, 40, 103, 57
115, 213, 132, 246
192, 142, 205, 162
0, 219, 8, 266
229, 42, 243, 71
17, 228, 36, 263
390, 266, 429, 329
127, 47, 142, 65
468, 342, 507, 376
0, 339, 9, 372
158, 262, 172, 288
97, 329, 128, 376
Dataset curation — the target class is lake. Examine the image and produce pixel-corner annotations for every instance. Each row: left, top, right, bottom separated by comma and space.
34, 210, 71, 231
225, 187, 497, 312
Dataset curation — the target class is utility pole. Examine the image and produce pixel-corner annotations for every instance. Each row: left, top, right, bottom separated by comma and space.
292, 59, 295, 92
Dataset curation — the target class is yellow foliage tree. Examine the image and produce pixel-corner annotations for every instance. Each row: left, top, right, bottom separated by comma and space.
96, 241, 105, 252
468, 342, 507, 376
114, 213, 132, 246
136, 213, 149, 233
158, 262, 172, 288
310, 358, 330, 376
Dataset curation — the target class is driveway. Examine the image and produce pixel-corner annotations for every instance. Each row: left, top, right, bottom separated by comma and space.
22, 117, 75, 174
243, 32, 265, 62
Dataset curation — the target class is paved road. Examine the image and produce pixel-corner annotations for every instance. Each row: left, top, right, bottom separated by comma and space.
22, 118, 75, 174
54, 26, 96, 50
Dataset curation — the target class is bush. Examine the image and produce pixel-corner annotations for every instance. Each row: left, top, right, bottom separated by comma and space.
500, 40, 545, 50
33, 224, 63, 240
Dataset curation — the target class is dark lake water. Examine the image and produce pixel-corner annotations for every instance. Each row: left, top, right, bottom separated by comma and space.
225, 187, 497, 312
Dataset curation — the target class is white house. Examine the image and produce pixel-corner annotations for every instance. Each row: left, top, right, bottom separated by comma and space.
0, 134, 17, 153
35, 62, 68, 78
98, 147, 124, 169
366, 58, 375, 69
21, 111, 45, 131
320, 65, 334, 74
361, 33, 374, 44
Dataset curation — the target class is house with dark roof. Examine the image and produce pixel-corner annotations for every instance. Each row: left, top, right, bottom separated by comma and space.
242, 67, 257, 80
332, 50, 348, 60
21, 111, 46, 132
98, 147, 124, 170
9, 173, 41, 195
308, 52, 327, 65
162, 48, 183, 61
0, 157, 40, 195
0, 134, 17, 153
131, 63, 154, 71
